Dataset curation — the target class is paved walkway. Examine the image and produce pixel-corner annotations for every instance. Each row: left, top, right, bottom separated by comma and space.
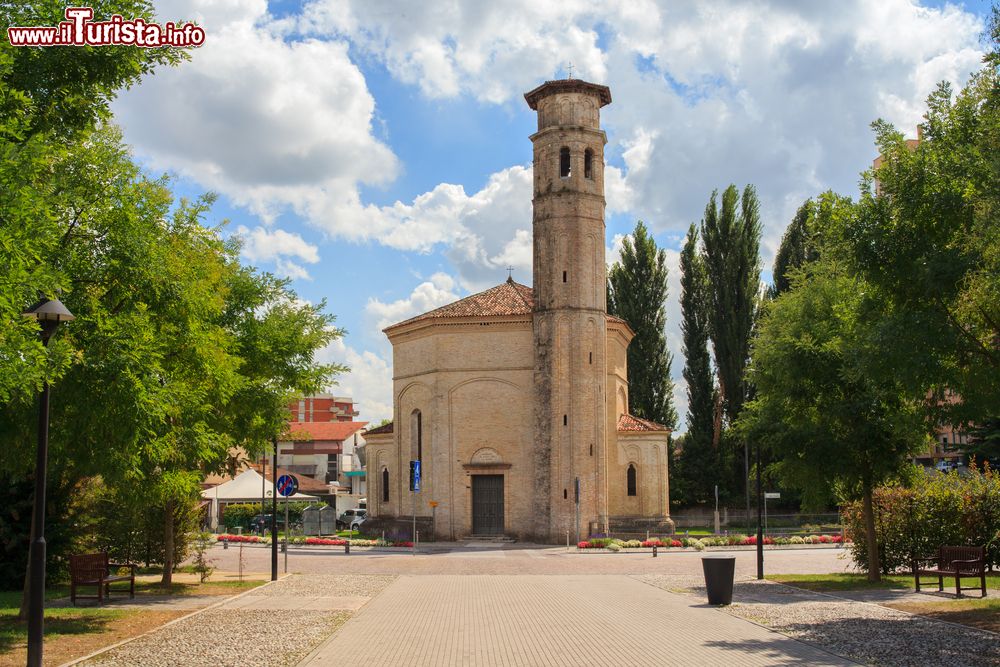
206, 542, 854, 577
302, 575, 856, 666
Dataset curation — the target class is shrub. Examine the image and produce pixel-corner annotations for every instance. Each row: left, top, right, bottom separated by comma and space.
689, 539, 705, 551
842, 464, 1000, 574
587, 538, 614, 548
625, 540, 642, 548
790, 536, 804, 544
607, 542, 622, 552
305, 537, 346, 546
191, 532, 215, 583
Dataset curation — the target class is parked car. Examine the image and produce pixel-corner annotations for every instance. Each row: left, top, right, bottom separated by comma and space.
934, 460, 958, 473
249, 514, 301, 534
337, 508, 367, 530
350, 515, 367, 532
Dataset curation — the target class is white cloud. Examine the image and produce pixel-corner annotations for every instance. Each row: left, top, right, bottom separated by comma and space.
237, 225, 319, 263
365, 273, 462, 333
317, 338, 394, 423
299, 0, 609, 103
115, 0, 397, 225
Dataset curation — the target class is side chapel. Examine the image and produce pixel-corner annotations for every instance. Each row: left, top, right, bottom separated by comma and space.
364, 79, 674, 542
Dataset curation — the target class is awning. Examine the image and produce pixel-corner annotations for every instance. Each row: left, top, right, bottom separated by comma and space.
344, 470, 366, 477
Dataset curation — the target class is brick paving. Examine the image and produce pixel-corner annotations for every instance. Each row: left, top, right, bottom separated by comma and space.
302, 575, 857, 666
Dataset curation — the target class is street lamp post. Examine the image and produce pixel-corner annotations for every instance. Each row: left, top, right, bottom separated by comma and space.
21, 297, 74, 667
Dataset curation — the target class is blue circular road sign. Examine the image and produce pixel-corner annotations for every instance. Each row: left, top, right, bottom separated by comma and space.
276, 474, 299, 497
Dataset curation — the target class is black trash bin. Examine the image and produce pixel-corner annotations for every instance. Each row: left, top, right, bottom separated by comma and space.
701, 554, 736, 605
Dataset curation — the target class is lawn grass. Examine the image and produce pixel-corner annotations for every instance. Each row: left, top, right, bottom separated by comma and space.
0, 578, 262, 663
768, 572, 999, 633
885, 597, 1000, 633
0, 588, 129, 659
767, 572, 1000, 592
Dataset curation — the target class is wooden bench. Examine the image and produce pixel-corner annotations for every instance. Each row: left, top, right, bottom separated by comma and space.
912, 546, 987, 598
70, 553, 136, 605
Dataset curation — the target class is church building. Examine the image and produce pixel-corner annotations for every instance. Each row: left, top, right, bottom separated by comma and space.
364, 79, 673, 543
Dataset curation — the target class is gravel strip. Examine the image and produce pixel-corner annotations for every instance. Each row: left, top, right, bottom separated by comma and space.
84, 609, 350, 667
252, 574, 396, 597
637, 576, 999, 667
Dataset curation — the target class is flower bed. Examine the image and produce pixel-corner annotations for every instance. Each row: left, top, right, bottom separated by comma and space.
214, 534, 413, 548
217, 534, 264, 543
576, 534, 846, 551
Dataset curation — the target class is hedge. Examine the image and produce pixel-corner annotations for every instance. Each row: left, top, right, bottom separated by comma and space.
842, 463, 1000, 575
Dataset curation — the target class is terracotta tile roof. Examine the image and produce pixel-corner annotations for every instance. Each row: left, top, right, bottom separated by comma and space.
364, 421, 394, 435
385, 279, 632, 332
617, 413, 671, 432
286, 421, 367, 442
386, 278, 534, 330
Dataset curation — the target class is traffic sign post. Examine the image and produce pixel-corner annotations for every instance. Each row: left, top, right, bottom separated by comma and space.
276, 474, 298, 573
410, 461, 420, 554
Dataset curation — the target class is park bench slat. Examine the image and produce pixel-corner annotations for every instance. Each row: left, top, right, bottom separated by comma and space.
70, 552, 136, 605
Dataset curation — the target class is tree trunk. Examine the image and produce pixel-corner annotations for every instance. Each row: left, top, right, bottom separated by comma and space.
161, 499, 174, 586
862, 481, 881, 582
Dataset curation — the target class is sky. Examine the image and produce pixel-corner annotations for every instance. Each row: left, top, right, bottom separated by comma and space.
110, 0, 994, 431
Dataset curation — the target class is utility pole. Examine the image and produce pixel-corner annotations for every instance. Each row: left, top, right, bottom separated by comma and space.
756, 439, 763, 580
271, 438, 278, 581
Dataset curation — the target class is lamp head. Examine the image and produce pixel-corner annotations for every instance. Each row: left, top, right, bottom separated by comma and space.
22, 297, 75, 342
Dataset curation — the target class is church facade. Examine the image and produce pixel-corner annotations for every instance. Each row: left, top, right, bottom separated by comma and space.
364, 80, 673, 543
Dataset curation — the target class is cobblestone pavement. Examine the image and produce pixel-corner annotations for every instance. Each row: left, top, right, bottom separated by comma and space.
303, 574, 856, 666
79, 575, 394, 667
639, 576, 1000, 667
205, 542, 854, 577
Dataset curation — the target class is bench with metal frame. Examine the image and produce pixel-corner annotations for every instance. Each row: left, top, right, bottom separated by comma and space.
69, 552, 136, 605
912, 545, 987, 598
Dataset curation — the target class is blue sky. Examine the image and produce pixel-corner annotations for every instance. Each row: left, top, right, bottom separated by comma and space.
112, 0, 993, 429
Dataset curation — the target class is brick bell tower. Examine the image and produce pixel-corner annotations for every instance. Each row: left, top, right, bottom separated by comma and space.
524, 79, 612, 542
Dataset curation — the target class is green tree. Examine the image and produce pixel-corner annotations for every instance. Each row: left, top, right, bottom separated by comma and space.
700, 186, 762, 424
966, 417, 1000, 463
741, 262, 928, 580
772, 200, 815, 297
607, 221, 677, 429
676, 224, 718, 504
700, 185, 762, 513
840, 42, 1000, 425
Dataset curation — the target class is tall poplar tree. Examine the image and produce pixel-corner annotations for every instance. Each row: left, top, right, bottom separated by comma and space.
607, 221, 678, 429
677, 224, 717, 503
700, 185, 762, 424
700, 185, 762, 512
772, 200, 815, 297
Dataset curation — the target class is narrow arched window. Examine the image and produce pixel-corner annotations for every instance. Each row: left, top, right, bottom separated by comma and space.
559, 147, 571, 178
584, 149, 593, 179
381, 467, 389, 502
410, 409, 422, 464
627, 464, 637, 497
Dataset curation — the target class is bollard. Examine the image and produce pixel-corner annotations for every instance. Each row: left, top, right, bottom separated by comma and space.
566, 530, 570, 551
223, 539, 228, 550
653, 544, 658, 558
345, 541, 350, 555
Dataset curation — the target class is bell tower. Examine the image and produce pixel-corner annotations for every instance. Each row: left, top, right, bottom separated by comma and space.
524, 79, 612, 541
